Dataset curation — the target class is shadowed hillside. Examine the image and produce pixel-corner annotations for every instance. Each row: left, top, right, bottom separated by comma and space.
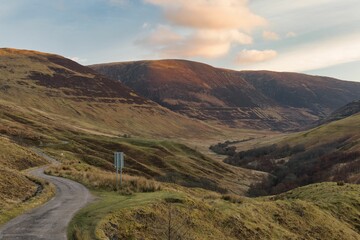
91, 60, 360, 131
224, 112, 360, 195
318, 99, 360, 125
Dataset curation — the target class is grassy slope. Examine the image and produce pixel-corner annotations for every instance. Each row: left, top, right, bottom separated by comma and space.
224, 113, 360, 195
40, 132, 264, 195
0, 48, 221, 139
285, 113, 360, 182
69, 182, 360, 240
0, 136, 53, 225
91, 60, 360, 131
287, 113, 360, 151
0, 47, 269, 196
1, 48, 359, 239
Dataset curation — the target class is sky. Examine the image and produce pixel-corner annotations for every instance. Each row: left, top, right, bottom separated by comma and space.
1, 0, 359, 81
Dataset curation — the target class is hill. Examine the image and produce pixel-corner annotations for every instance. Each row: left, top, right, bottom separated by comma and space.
0, 48, 264, 196
224, 112, 360, 195
0, 49, 221, 139
319, 99, 360, 125
70, 182, 360, 240
90, 60, 360, 130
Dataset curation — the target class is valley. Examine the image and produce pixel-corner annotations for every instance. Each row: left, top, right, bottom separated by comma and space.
0, 48, 359, 239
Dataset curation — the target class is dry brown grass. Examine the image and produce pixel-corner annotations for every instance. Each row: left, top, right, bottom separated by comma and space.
46, 163, 161, 194
0, 136, 49, 223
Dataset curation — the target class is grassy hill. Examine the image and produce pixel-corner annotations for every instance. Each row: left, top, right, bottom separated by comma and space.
91, 60, 360, 130
0, 136, 52, 225
0, 48, 221, 139
69, 182, 360, 240
40, 132, 264, 195
0, 48, 268, 209
1, 48, 359, 240
318, 99, 360, 125
225, 113, 360, 195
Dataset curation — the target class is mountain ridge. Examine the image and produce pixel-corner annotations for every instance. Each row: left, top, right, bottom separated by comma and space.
90, 59, 360, 131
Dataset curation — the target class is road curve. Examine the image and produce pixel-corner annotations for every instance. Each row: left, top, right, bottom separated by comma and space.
0, 166, 92, 240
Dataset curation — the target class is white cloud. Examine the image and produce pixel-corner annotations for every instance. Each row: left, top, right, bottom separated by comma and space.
69, 57, 88, 64
236, 49, 277, 64
286, 32, 297, 38
165, 30, 252, 58
144, 0, 267, 31
240, 33, 360, 72
136, 25, 183, 46
139, 0, 263, 59
263, 31, 280, 41
142, 22, 150, 29
138, 29, 252, 58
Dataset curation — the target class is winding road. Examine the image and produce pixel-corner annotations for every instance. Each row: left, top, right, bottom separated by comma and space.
0, 150, 92, 240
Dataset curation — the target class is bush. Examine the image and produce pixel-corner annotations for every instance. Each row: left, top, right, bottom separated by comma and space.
221, 194, 244, 204
337, 181, 345, 186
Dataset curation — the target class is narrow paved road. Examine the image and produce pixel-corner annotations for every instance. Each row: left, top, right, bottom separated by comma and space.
0, 152, 92, 240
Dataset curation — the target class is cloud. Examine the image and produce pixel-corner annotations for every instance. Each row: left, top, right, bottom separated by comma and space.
136, 25, 183, 46
286, 32, 297, 38
263, 31, 280, 41
69, 57, 88, 64
144, 0, 267, 31
235, 49, 277, 64
164, 30, 252, 58
139, 0, 264, 59
239, 33, 360, 72
142, 22, 150, 29
137, 28, 252, 58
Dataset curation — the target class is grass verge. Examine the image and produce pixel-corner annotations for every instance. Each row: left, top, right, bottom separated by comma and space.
0, 175, 55, 225
68, 190, 183, 239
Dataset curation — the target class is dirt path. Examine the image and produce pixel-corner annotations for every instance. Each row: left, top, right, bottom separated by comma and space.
0, 151, 92, 240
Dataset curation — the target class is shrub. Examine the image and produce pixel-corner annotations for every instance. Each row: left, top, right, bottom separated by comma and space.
221, 194, 244, 204
337, 181, 345, 186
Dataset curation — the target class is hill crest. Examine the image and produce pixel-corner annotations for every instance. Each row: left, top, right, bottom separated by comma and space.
90, 59, 360, 131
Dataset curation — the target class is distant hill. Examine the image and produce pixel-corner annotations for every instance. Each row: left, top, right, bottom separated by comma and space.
91, 60, 360, 131
0, 49, 220, 139
319, 100, 360, 125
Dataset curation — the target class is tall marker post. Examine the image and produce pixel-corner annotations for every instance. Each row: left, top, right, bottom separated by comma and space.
114, 152, 124, 190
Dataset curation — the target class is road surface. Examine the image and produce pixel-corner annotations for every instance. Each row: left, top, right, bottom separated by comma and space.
0, 152, 92, 240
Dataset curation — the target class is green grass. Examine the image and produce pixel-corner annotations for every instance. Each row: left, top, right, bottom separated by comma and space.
41, 133, 261, 195
286, 113, 360, 151
275, 182, 360, 231
69, 183, 360, 240
68, 190, 183, 239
